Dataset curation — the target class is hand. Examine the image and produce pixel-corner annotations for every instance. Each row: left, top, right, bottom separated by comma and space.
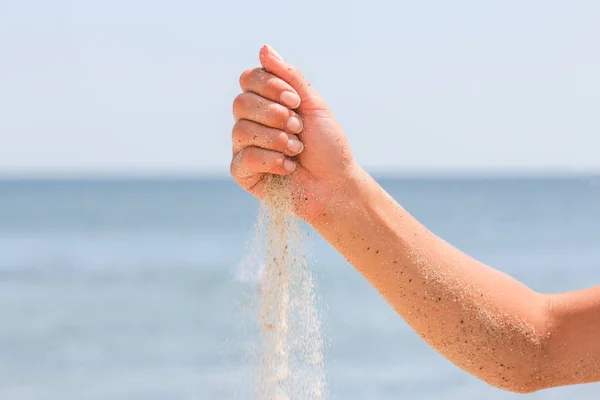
230, 45, 358, 222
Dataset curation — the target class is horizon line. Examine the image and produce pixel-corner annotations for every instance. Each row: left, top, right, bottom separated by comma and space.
0, 167, 598, 181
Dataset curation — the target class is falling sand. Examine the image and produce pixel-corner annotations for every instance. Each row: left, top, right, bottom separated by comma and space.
250, 175, 326, 399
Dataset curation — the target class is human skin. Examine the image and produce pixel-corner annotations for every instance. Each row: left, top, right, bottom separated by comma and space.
230, 45, 600, 393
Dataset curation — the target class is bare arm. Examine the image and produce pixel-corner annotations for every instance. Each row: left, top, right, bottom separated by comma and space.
309, 166, 600, 393
544, 286, 600, 387
230, 45, 600, 394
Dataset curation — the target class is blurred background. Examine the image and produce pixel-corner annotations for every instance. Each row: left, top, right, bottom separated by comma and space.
1, 1, 599, 399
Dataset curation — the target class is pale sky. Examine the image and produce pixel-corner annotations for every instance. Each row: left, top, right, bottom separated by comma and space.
1, 1, 599, 177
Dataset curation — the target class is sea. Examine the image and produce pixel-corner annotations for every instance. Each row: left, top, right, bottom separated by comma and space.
0, 176, 599, 400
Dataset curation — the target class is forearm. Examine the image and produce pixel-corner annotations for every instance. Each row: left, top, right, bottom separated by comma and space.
309, 166, 551, 392
232, 46, 600, 391
544, 286, 600, 386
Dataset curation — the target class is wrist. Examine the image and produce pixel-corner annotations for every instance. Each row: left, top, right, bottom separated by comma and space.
305, 163, 373, 230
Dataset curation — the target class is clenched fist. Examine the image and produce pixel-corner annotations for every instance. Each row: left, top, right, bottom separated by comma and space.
230, 45, 359, 223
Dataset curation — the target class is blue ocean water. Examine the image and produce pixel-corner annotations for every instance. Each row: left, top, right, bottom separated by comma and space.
0, 177, 599, 399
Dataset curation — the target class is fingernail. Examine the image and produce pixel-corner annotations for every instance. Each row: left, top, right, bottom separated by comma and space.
266, 45, 283, 61
283, 159, 296, 172
280, 91, 301, 109
287, 139, 303, 154
286, 116, 303, 133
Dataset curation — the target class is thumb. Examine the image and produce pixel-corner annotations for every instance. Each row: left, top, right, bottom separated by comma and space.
259, 45, 327, 111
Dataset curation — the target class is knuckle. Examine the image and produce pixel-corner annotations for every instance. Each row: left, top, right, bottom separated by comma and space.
240, 68, 265, 90
267, 102, 288, 121
274, 131, 289, 149
231, 120, 251, 143
274, 155, 287, 171
229, 159, 236, 177
230, 151, 242, 177
232, 92, 247, 108
232, 93, 243, 113
265, 76, 281, 92
241, 146, 259, 165
238, 68, 254, 89
231, 148, 254, 178
232, 93, 252, 118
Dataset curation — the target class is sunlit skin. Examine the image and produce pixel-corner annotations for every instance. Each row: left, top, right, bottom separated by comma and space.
230, 45, 600, 393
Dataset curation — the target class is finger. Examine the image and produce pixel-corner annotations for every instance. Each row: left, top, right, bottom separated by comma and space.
258, 45, 326, 109
239, 68, 301, 109
230, 147, 296, 182
232, 92, 303, 134
232, 119, 303, 156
